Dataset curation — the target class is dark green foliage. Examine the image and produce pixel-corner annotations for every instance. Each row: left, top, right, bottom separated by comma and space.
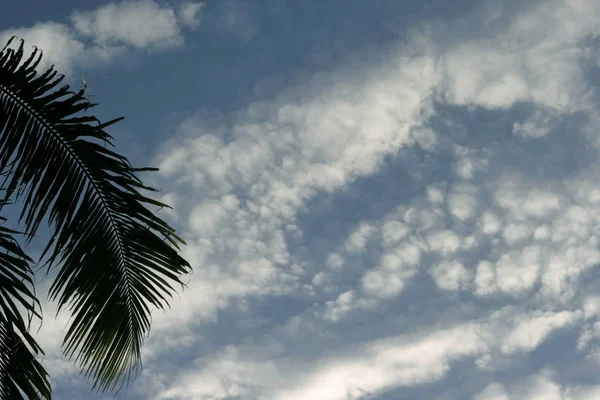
0, 37, 191, 398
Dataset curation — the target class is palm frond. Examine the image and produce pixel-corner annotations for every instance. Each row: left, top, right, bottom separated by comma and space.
0, 317, 51, 400
0, 215, 50, 399
0, 37, 191, 393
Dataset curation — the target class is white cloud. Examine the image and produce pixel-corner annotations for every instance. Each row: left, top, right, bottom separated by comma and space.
494, 246, 541, 296
583, 296, 600, 319
381, 220, 411, 247
157, 50, 440, 205
439, 0, 599, 112
343, 222, 376, 252
358, 236, 424, 299
475, 261, 498, 297
156, 323, 486, 400
146, 40, 442, 342
481, 211, 502, 235
361, 268, 405, 298
473, 383, 510, 400
321, 290, 376, 322
326, 253, 344, 269
178, 2, 205, 29
188, 195, 239, 235
72, 0, 183, 50
151, 346, 283, 400
501, 310, 580, 353
430, 261, 472, 291
322, 290, 355, 322
502, 222, 531, 245
447, 182, 480, 221
427, 230, 462, 256
1, 0, 199, 73
566, 385, 600, 400
0, 23, 88, 73
29, 0, 600, 397
513, 109, 557, 138
518, 375, 564, 400
474, 374, 565, 400
275, 323, 486, 400
492, 177, 562, 220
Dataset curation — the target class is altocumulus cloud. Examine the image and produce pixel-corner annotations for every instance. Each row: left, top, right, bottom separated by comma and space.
9, 0, 600, 398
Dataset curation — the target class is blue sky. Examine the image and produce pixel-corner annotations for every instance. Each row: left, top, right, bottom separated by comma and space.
4, 0, 600, 399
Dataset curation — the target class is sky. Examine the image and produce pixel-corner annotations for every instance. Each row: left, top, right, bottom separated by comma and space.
3, 0, 600, 399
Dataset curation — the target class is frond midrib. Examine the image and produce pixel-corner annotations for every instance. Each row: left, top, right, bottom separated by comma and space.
0, 80, 139, 352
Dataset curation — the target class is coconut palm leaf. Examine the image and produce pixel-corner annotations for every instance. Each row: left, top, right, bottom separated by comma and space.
0, 216, 50, 399
0, 317, 50, 400
0, 37, 191, 394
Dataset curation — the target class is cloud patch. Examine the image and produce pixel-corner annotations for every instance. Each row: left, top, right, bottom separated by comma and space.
141, 0, 600, 398
17, 0, 600, 398
71, 0, 184, 50
1, 0, 202, 73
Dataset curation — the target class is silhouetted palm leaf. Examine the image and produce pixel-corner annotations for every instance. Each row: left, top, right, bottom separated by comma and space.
0, 216, 50, 399
0, 37, 191, 394
0, 316, 50, 400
